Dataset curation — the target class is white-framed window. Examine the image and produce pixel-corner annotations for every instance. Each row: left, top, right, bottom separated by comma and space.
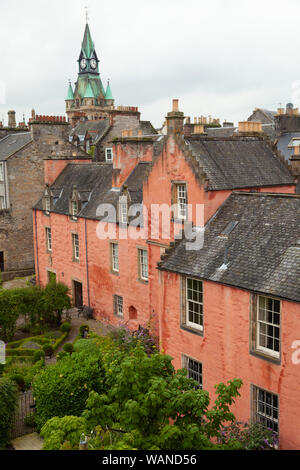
46, 227, 52, 252
105, 148, 113, 162
72, 200, 78, 218
182, 355, 203, 389
186, 278, 203, 331
72, 233, 79, 261
45, 197, 51, 213
252, 385, 279, 437
111, 242, 119, 273
256, 296, 280, 358
86, 140, 91, 152
0, 163, 4, 181
177, 184, 187, 219
114, 295, 123, 317
119, 197, 128, 225
138, 249, 148, 281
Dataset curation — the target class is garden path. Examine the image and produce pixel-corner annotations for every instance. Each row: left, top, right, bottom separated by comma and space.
45, 309, 116, 365
11, 432, 44, 450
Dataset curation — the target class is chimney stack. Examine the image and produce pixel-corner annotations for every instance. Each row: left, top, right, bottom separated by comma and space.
193, 124, 205, 135
8, 110, 16, 128
166, 99, 185, 135
238, 121, 262, 134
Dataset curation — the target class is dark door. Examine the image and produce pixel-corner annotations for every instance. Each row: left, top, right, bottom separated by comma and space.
48, 271, 56, 283
0, 252, 4, 272
73, 281, 83, 308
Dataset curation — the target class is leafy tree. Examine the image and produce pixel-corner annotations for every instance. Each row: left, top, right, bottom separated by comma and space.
41, 281, 71, 327
41, 416, 88, 450
0, 282, 71, 342
82, 345, 243, 450
33, 351, 106, 430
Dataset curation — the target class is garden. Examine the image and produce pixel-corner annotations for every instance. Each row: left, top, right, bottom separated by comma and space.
0, 281, 278, 451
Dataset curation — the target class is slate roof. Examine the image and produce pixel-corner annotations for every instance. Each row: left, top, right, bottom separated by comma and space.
206, 127, 237, 138
140, 121, 158, 135
185, 136, 294, 190
0, 133, 32, 160
159, 192, 300, 302
70, 119, 110, 144
34, 160, 153, 223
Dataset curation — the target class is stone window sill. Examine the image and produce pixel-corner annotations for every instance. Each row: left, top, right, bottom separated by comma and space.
180, 324, 204, 337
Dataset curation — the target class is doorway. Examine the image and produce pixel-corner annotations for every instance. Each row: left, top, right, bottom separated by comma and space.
0, 252, 4, 272
73, 280, 83, 308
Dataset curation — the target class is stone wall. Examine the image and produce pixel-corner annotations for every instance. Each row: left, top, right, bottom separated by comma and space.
0, 120, 88, 280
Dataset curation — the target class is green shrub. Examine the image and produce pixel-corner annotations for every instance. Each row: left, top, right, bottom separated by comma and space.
30, 324, 44, 336
60, 322, 71, 333
6, 349, 36, 357
53, 332, 69, 351
0, 378, 18, 449
33, 350, 45, 364
41, 416, 87, 450
56, 351, 68, 361
33, 351, 106, 430
4, 359, 44, 391
10, 374, 26, 391
42, 344, 54, 357
6, 339, 26, 349
63, 343, 73, 354
79, 325, 89, 337
73, 338, 99, 355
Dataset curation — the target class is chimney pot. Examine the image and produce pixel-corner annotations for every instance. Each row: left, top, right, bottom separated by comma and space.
172, 99, 179, 112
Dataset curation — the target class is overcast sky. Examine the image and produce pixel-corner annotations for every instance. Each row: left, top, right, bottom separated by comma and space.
1, 0, 300, 128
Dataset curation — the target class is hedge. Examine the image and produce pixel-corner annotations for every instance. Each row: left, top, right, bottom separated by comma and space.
0, 378, 18, 448
5, 331, 69, 361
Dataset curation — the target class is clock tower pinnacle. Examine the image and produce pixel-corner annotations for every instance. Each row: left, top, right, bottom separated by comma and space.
65, 19, 114, 127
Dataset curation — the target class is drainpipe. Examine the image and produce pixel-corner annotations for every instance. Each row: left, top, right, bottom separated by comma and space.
34, 209, 40, 286
84, 219, 91, 308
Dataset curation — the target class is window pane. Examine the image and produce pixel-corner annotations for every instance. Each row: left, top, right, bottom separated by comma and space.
257, 296, 281, 356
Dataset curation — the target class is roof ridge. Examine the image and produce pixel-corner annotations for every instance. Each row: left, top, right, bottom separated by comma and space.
232, 191, 300, 198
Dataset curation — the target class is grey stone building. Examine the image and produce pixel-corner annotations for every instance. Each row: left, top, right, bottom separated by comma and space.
0, 115, 87, 280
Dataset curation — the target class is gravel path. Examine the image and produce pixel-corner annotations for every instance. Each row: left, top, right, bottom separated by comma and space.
45, 309, 115, 365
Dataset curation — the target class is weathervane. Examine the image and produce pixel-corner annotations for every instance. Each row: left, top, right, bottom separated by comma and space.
85, 6, 89, 23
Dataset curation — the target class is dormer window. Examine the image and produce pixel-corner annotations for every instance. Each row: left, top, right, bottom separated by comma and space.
69, 185, 81, 221
119, 195, 128, 226
105, 148, 113, 162
45, 198, 51, 212
43, 184, 52, 215
72, 200, 78, 218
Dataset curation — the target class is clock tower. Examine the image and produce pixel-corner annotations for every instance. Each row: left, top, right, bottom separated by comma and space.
66, 20, 115, 126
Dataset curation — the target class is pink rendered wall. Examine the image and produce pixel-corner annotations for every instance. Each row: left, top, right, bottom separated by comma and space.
159, 271, 300, 450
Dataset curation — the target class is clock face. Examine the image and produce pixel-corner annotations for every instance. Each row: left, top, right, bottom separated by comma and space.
80, 59, 87, 69
90, 59, 97, 69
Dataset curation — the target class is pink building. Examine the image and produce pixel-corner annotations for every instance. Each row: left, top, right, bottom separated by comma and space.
33, 102, 299, 448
